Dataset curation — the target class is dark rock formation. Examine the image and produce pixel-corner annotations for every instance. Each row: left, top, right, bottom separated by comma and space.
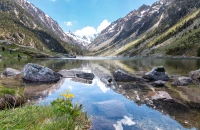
76, 73, 95, 80
113, 69, 143, 82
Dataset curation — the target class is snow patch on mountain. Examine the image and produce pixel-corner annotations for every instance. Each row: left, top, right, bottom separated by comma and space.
65, 32, 91, 47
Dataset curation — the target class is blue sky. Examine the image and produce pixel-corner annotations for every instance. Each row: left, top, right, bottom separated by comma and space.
28, 0, 157, 37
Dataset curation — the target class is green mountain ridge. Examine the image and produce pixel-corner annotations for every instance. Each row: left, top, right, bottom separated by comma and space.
89, 0, 200, 57
0, 0, 83, 56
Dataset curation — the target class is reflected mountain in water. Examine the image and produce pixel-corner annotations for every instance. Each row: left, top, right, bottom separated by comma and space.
2, 57, 200, 129
86, 60, 200, 129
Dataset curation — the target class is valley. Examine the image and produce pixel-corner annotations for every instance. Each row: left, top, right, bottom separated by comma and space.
0, 0, 200, 130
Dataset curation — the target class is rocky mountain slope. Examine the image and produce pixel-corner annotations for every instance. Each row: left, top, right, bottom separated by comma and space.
0, 0, 83, 55
15, 0, 88, 48
89, 0, 200, 57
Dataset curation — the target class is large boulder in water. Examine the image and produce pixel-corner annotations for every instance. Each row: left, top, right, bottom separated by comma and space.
113, 69, 142, 82
3, 68, 21, 77
22, 63, 61, 82
142, 66, 169, 81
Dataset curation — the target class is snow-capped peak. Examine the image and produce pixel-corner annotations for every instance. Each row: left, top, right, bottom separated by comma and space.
65, 32, 91, 47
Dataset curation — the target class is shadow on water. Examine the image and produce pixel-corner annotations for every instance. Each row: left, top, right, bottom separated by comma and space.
0, 57, 200, 129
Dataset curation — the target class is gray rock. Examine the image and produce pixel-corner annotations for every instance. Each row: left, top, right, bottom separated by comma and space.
154, 80, 166, 87
142, 66, 169, 81
76, 73, 95, 80
22, 63, 60, 82
172, 76, 192, 86
113, 69, 142, 82
189, 69, 200, 82
3, 68, 21, 77
152, 91, 173, 101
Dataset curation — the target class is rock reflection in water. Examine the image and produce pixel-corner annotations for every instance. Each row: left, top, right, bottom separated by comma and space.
87, 61, 200, 129
24, 79, 64, 103
12, 57, 200, 130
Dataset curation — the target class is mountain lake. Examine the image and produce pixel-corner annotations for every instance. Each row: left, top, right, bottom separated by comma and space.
1, 57, 200, 130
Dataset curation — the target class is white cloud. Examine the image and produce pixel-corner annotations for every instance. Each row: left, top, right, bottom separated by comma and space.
97, 20, 111, 33
75, 26, 97, 38
64, 21, 72, 26
50, 0, 56, 2
113, 116, 136, 130
73, 19, 111, 43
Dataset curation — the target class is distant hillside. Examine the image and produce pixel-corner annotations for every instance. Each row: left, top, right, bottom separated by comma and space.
0, 0, 83, 55
89, 0, 200, 57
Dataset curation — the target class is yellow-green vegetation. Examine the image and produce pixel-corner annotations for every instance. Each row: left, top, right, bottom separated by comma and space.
0, 90, 91, 130
0, 43, 57, 58
162, 21, 200, 56
124, 9, 200, 56
0, 44, 28, 58
0, 85, 15, 96
147, 9, 200, 48
97, 7, 200, 57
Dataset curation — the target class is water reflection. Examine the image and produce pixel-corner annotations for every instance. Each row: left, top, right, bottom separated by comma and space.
1, 57, 200, 129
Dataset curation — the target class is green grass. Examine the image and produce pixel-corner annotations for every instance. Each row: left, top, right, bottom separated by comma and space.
0, 44, 28, 58
0, 88, 15, 95
0, 90, 91, 130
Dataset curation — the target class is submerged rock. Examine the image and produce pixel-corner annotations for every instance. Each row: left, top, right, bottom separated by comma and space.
154, 80, 166, 87
58, 69, 95, 80
3, 68, 21, 77
113, 69, 142, 82
22, 63, 61, 82
189, 69, 200, 82
172, 76, 192, 86
142, 66, 169, 81
58, 69, 76, 78
151, 91, 173, 101
76, 73, 95, 80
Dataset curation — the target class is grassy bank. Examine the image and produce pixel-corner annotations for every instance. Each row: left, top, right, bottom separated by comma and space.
0, 90, 91, 130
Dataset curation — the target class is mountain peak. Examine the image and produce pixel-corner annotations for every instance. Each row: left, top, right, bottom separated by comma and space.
138, 4, 151, 12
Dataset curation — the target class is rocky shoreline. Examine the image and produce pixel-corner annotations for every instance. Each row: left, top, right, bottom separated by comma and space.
1, 63, 200, 108
0, 63, 200, 128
